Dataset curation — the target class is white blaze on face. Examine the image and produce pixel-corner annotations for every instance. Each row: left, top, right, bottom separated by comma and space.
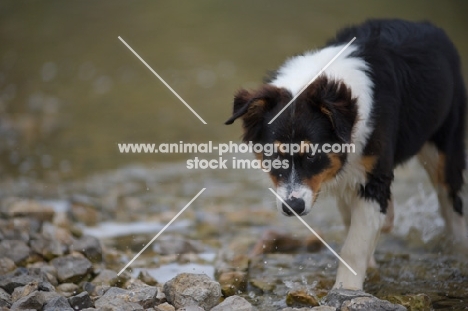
275, 160, 314, 215
275, 184, 314, 215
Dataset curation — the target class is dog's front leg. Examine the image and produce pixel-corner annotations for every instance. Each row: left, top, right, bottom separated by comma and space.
333, 197, 384, 290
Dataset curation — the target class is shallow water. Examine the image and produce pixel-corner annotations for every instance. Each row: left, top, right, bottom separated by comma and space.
7, 158, 464, 309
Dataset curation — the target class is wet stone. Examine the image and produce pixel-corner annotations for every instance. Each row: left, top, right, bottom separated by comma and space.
56, 283, 79, 297
218, 271, 247, 296
0, 219, 32, 242
176, 305, 204, 311
30, 238, 65, 260
9, 200, 55, 222
305, 235, 323, 253
0, 302, 9, 309
68, 291, 94, 309
91, 269, 126, 287
50, 254, 93, 283
320, 289, 407, 311
321, 289, 373, 309
228, 253, 250, 271
249, 278, 276, 293
211, 295, 257, 311
41, 222, 74, 245
126, 285, 158, 308
0, 288, 10, 308
286, 289, 320, 308
123, 278, 148, 290
82, 281, 94, 291
95, 285, 126, 300
137, 270, 158, 286
312, 307, 341, 311
0, 240, 30, 265
41, 291, 64, 304
163, 273, 221, 310
9, 290, 45, 310
70, 199, 100, 226
0, 257, 16, 275
214, 251, 250, 277
0, 268, 48, 294
94, 287, 144, 310
250, 230, 322, 255
282, 307, 335, 311
341, 296, 407, 311
155, 286, 167, 304
11, 282, 40, 302
155, 302, 175, 311
38, 282, 55, 292
94, 285, 111, 297
43, 296, 73, 311
32, 264, 59, 286
43, 272, 58, 287
70, 235, 103, 262
383, 294, 431, 311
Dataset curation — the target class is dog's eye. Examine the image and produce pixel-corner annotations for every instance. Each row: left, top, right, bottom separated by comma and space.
306, 153, 319, 162
269, 151, 280, 160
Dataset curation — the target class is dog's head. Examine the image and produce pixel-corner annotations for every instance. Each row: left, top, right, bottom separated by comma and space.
226, 76, 358, 216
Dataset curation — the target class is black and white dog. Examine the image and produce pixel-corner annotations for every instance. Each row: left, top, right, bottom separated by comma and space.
226, 19, 468, 290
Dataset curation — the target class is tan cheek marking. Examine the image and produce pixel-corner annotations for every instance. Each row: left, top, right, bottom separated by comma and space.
305, 154, 343, 202
360, 156, 377, 173
269, 175, 279, 187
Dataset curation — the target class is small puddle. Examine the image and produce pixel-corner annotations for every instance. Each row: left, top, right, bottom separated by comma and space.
81, 220, 191, 239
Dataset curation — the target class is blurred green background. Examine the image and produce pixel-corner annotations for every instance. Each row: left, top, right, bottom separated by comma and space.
1, 0, 467, 179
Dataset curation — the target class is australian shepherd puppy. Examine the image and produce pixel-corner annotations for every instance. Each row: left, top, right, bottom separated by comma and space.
225, 19, 468, 290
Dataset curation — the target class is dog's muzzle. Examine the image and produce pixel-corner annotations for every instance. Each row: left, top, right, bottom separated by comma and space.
282, 197, 306, 216
276, 184, 312, 216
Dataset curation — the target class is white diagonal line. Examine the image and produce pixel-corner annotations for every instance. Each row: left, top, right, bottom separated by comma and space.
268, 188, 357, 275
117, 188, 206, 276
268, 37, 356, 124
118, 36, 207, 125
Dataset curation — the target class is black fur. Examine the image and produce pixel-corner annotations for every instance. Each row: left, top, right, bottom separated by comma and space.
329, 19, 466, 215
227, 19, 466, 216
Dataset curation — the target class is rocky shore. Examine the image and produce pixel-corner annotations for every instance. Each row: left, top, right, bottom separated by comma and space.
0, 198, 422, 311
0, 163, 467, 310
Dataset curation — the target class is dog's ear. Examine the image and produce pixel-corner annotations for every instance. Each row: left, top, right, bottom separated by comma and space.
225, 86, 286, 142
306, 77, 358, 143
224, 89, 254, 125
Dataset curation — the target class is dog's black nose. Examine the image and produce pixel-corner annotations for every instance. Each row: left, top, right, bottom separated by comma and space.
282, 197, 305, 216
